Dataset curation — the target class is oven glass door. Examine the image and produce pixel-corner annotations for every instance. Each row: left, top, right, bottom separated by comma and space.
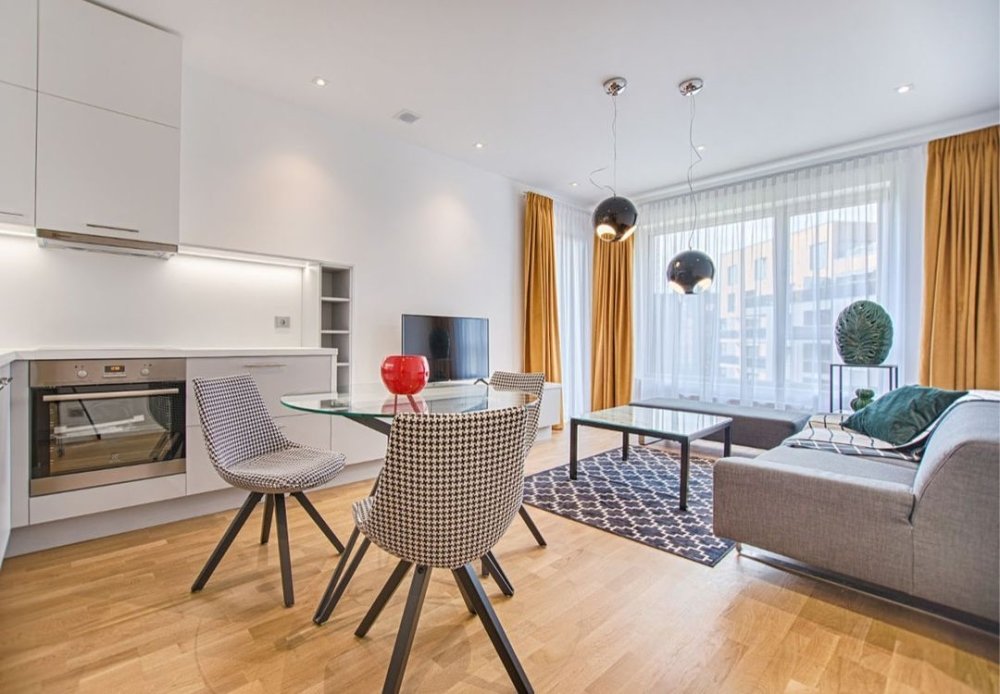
31, 382, 186, 495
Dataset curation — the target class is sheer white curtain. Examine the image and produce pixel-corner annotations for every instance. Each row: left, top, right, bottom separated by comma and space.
554, 200, 593, 417
635, 146, 926, 411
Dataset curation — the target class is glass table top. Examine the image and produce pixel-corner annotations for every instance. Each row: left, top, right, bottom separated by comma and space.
281, 382, 536, 417
574, 405, 731, 437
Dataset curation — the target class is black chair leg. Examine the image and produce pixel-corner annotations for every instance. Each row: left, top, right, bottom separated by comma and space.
518, 505, 547, 547
291, 491, 345, 552
356, 560, 413, 637
260, 494, 274, 545
383, 565, 432, 694
453, 571, 477, 615
481, 557, 489, 578
482, 551, 514, 597
191, 492, 262, 592
273, 493, 294, 607
314, 534, 371, 624
453, 563, 534, 694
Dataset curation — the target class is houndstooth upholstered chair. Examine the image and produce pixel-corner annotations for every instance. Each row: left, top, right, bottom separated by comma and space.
190, 374, 347, 607
349, 407, 534, 694
489, 371, 548, 547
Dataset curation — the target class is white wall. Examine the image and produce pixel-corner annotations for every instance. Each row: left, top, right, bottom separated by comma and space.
0, 68, 523, 375
179, 69, 522, 378
0, 235, 304, 347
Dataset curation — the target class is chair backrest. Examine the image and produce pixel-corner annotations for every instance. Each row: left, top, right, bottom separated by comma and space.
490, 371, 545, 450
363, 406, 528, 568
192, 374, 290, 471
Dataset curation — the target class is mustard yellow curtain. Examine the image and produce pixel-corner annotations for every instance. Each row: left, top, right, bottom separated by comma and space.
522, 192, 563, 426
591, 235, 633, 410
920, 125, 999, 390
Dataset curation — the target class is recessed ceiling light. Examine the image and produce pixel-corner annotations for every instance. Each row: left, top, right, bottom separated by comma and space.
896, 83, 914, 94
474, 142, 485, 149
569, 182, 579, 187
312, 76, 327, 87
696, 145, 706, 152
394, 109, 421, 124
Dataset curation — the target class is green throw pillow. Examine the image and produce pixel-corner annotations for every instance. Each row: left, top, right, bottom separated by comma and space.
842, 385, 967, 446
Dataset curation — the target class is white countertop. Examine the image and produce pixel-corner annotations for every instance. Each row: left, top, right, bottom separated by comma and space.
0, 347, 336, 368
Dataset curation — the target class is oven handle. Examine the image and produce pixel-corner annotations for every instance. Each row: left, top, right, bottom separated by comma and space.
42, 388, 181, 403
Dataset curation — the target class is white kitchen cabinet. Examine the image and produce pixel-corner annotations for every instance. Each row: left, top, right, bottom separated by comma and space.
35, 93, 180, 245
38, 0, 181, 127
0, 364, 11, 564
0, 82, 36, 226
185, 355, 336, 496
186, 356, 335, 422
0, 0, 37, 90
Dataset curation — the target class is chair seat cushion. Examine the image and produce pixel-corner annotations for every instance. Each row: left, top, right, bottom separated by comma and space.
217, 445, 346, 493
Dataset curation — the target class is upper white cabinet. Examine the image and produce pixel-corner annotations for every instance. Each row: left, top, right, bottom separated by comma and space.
38, 0, 181, 127
0, 0, 37, 89
35, 94, 180, 244
0, 82, 36, 225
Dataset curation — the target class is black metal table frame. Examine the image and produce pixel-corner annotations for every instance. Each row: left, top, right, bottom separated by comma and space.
828, 363, 899, 412
568, 413, 732, 511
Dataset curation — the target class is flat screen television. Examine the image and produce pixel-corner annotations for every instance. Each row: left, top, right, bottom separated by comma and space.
401, 314, 489, 383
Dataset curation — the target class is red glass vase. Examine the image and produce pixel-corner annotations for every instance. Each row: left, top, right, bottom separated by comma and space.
380, 355, 430, 395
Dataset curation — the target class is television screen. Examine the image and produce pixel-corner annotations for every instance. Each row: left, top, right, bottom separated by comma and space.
401, 314, 489, 383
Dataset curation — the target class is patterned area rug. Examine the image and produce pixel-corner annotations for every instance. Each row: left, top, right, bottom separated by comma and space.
522, 446, 734, 567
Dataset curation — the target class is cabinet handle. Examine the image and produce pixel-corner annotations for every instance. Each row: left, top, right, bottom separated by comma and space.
0, 210, 25, 217
243, 363, 287, 369
86, 223, 140, 234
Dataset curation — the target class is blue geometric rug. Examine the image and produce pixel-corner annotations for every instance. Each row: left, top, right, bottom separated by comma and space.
522, 446, 735, 567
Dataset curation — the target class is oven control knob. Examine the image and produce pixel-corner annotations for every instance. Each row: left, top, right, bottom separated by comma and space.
140, 367, 150, 377
77, 369, 88, 379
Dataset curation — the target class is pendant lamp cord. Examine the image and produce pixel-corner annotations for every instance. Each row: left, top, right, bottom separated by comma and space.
588, 92, 619, 196
685, 92, 702, 249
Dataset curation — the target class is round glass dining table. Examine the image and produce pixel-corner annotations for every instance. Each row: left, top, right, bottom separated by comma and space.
281, 382, 537, 436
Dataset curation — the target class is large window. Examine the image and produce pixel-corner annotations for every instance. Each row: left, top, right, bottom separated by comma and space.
553, 201, 593, 417
634, 146, 926, 411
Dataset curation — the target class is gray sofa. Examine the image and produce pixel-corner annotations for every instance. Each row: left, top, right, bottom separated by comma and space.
713, 399, 999, 623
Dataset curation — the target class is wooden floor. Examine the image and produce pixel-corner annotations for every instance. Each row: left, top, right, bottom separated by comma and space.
0, 428, 996, 693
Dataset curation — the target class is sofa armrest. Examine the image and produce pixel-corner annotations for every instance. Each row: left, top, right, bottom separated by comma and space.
713, 456, 915, 591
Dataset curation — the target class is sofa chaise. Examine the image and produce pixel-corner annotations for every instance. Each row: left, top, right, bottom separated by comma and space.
713, 398, 999, 625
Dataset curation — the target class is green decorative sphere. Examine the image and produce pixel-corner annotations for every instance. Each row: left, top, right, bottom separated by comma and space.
835, 301, 893, 365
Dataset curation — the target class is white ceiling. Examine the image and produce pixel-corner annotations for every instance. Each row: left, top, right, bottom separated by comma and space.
105, 0, 999, 204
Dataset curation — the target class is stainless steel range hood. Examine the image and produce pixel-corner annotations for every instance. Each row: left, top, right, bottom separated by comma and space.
36, 228, 177, 259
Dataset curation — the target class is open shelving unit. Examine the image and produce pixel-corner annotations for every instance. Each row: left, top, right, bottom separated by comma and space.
320, 266, 352, 393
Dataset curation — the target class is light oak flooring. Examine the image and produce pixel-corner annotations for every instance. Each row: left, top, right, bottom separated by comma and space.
0, 428, 996, 693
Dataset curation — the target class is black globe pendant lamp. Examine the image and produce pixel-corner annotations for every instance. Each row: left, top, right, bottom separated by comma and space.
667, 77, 715, 294
592, 77, 637, 242
593, 195, 638, 242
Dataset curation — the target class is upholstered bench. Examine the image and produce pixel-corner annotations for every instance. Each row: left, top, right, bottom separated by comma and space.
629, 397, 809, 450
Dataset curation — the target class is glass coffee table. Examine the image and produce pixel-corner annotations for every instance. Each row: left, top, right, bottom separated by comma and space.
569, 405, 732, 510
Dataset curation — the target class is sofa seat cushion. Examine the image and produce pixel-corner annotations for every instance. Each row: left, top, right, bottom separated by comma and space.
755, 445, 919, 484
631, 397, 809, 450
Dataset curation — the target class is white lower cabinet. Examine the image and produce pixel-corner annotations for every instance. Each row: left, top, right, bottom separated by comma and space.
184, 355, 336, 496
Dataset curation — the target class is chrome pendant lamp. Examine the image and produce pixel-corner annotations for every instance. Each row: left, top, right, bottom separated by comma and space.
592, 77, 638, 242
667, 78, 715, 294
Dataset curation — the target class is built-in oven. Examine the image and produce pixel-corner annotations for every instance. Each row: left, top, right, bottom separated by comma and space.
30, 359, 186, 496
